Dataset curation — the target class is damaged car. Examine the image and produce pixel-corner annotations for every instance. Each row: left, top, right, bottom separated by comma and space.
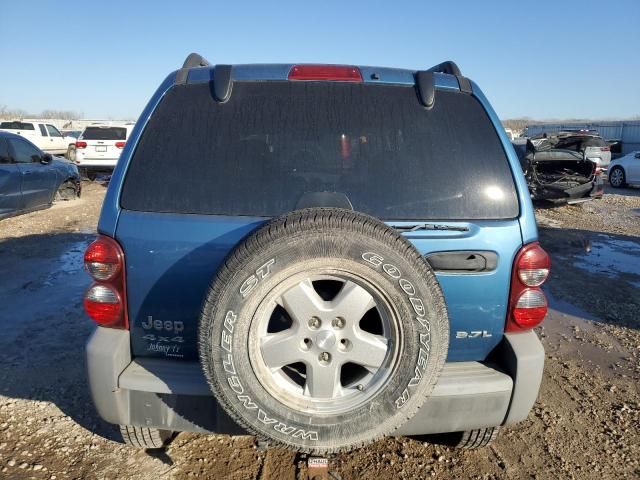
513, 137, 604, 203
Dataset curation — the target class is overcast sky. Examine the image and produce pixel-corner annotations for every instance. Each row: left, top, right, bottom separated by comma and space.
2, 0, 639, 120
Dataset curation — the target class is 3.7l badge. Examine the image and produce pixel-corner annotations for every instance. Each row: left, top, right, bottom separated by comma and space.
455, 330, 492, 339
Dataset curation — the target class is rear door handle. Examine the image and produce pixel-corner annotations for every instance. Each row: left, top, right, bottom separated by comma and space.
425, 251, 498, 273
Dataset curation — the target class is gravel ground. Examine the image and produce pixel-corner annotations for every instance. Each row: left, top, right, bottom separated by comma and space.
0, 183, 638, 479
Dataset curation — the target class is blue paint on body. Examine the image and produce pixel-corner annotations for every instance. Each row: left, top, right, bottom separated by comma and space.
100, 63, 535, 363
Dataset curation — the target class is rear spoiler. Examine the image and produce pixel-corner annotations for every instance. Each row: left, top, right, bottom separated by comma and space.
174, 53, 472, 109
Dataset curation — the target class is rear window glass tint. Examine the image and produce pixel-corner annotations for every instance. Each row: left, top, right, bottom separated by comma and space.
121, 81, 519, 220
0, 121, 35, 130
81, 127, 126, 140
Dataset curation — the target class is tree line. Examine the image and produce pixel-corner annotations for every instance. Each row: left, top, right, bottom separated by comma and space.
0, 105, 83, 120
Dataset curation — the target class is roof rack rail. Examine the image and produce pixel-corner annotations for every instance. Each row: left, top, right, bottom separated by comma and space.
182, 52, 210, 69
415, 60, 472, 108
175, 52, 233, 102
426, 61, 462, 77
176, 52, 211, 85
416, 60, 472, 108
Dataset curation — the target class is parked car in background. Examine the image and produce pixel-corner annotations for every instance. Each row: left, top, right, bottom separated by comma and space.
607, 139, 624, 160
74, 123, 134, 179
61, 130, 82, 139
61, 130, 83, 161
0, 121, 77, 158
513, 138, 604, 203
608, 151, 640, 188
84, 55, 548, 454
0, 131, 80, 220
530, 130, 611, 171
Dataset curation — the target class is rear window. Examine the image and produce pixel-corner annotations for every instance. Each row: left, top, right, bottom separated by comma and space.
81, 127, 127, 140
0, 121, 34, 130
121, 81, 519, 220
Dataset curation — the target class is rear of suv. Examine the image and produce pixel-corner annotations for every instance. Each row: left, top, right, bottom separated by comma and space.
84, 54, 549, 453
75, 123, 134, 178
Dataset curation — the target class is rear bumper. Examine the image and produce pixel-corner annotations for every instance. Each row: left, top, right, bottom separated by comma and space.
75, 160, 118, 169
74, 151, 118, 169
86, 328, 544, 436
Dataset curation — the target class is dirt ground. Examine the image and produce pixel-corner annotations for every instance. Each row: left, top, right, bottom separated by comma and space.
0, 183, 639, 480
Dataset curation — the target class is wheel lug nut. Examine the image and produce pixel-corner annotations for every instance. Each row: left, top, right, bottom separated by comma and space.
319, 352, 331, 364
332, 317, 345, 329
308, 317, 321, 329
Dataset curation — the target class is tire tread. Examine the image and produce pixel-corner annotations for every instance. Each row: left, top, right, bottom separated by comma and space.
119, 425, 172, 449
456, 427, 500, 449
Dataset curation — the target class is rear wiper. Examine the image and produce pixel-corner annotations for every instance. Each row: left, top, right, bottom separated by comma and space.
392, 223, 470, 233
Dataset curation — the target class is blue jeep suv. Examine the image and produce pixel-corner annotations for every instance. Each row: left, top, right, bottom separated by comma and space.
84, 54, 549, 453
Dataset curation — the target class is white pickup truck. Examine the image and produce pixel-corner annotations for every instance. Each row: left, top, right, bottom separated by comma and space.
0, 121, 76, 157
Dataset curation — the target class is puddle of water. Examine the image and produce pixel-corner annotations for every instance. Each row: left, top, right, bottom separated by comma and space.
572, 234, 640, 283
543, 292, 630, 372
45, 240, 91, 283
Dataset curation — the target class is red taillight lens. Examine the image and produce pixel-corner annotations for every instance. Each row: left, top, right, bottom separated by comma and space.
115, 141, 126, 148
288, 65, 362, 82
85, 237, 122, 281
600, 147, 610, 152
75, 141, 87, 149
83, 235, 127, 328
516, 243, 550, 287
513, 290, 548, 328
84, 285, 123, 325
507, 242, 551, 332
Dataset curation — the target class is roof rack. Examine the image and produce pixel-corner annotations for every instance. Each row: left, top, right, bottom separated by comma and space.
182, 52, 210, 69
415, 60, 471, 108
176, 52, 210, 84
426, 61, 462, 77
175, 52, 233, 102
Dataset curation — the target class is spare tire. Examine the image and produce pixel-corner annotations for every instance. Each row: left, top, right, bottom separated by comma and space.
198, 208, 449, 453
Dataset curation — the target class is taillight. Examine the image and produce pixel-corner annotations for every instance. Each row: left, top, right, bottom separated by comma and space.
83, 235, 127, 328
517, 243, 550, 287
115, 141, 126, 148
506, 242, 551, 332
84, 285, 123, 324
600, 147, 610, 152
75, 141, 87, 149
84, 236, 122, 280
288, 65, 362, 82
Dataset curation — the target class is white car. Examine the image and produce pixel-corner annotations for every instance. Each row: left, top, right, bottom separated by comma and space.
608, 151, 640, 188
0, 120, 76, 157
74, 123, 135, 178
